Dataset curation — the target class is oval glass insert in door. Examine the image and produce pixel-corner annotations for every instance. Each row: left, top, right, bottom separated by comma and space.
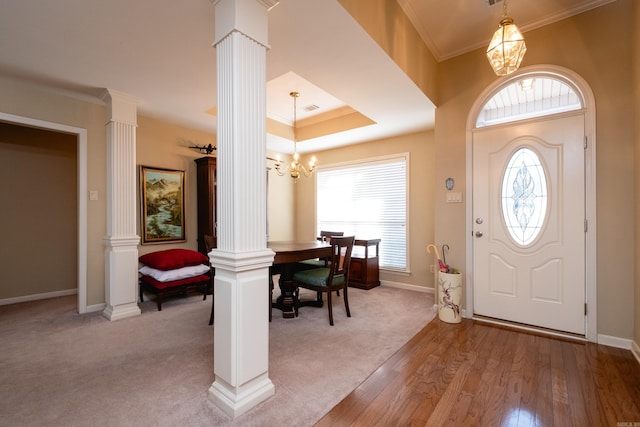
501, 147, 548, 246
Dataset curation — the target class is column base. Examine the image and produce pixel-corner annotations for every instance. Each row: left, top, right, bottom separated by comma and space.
102, 302, 141, 321
208, 374, 275, 419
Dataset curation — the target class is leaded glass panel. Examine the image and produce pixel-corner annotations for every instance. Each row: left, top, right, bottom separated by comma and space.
501, 147, 548, 246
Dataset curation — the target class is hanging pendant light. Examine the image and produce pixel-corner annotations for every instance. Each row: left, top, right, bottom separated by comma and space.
486, 0, 526, 76
273, 91, 317, 181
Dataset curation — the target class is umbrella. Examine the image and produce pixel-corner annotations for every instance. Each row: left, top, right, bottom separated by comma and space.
442, 244, 450, 268
427, 244, 449, 273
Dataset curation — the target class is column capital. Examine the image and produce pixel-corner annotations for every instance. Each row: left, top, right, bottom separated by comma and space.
212, 0, 279, 47
101, 89, 138, 126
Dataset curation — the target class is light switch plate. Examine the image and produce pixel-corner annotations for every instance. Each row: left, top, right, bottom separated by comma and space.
446, 192, 462, 203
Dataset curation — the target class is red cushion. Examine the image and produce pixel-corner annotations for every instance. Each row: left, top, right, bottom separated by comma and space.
139, 274, 210, 290
139, 249, 208, 271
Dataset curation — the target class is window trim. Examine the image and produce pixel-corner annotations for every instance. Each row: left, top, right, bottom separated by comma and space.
315, 152, 410, 273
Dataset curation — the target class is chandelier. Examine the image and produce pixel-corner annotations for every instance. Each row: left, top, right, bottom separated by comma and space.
273, 91, 317, 181
486, 0, 526, 76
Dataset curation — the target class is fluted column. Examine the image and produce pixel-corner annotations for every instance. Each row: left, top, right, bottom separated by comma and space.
101, 89, 141, 321
207, 0, 278, 419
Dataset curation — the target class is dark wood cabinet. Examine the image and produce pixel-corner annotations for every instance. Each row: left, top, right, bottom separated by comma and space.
195, 156, 217, 254
349, 238, 381, 290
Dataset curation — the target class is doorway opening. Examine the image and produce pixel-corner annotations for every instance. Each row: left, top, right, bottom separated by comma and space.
0, 112, 88, 313
466, 65, 597, 341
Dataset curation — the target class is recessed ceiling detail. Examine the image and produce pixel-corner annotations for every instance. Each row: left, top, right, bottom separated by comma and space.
296, 107, 375, 143
207, 72, 376, 142
208, 71, 376, 143
265, 71, 375, 143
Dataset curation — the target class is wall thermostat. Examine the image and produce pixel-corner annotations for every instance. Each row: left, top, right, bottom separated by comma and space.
445, 177, 454, 190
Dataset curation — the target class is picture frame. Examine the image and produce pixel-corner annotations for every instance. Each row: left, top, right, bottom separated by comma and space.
140, 166, 186, 244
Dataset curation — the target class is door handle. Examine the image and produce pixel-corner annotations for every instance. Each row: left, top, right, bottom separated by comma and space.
475, 231, 483, 238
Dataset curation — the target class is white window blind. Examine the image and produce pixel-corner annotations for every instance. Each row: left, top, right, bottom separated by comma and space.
316, 155, 408, 271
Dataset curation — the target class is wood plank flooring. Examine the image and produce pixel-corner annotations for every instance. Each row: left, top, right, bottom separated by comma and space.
316, 319, 640, 426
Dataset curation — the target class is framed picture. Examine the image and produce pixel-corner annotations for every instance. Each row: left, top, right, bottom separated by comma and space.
140, 166, 186, 244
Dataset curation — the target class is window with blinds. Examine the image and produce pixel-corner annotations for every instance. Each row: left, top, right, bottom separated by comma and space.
316, 154, 408, 271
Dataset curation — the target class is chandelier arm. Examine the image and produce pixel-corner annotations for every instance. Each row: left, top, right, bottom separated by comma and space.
273, 90, 317, 180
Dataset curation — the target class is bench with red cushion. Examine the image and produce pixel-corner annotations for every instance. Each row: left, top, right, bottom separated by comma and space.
138, 249, 212, 311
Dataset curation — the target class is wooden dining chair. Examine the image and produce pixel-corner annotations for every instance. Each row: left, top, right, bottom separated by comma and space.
318, 231, 345, 297
318, 230, 344, 242
298, 230, 345, 299
292, 236, 355, 325
297, 231, 344, 269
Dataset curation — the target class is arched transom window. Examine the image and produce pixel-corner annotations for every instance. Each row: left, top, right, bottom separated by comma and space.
477, 76, 582, 127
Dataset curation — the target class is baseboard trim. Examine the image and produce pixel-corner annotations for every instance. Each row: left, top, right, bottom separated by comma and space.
86, 303, 107, 313
0, 288, 77, 306
598, 333, 633, 350
632, 341, 640, 366
381, 280, 434, 294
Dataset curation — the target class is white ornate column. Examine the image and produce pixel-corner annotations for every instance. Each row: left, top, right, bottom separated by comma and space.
101, 89, 141, 321
208, 0, 278, 418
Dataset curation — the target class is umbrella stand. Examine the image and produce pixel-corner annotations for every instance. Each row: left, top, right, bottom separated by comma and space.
428, 243, 462, 323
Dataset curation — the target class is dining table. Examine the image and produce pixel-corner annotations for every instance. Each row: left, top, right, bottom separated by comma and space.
268, 240, 332, 319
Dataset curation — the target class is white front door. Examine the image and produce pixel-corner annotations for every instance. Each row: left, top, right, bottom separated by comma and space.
472, 112, 585, 335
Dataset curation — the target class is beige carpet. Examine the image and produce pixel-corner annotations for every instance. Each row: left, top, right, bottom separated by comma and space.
0, 285, 435, 426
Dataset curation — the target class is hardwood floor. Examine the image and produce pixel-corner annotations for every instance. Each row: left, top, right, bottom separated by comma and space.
316, 319, 640, 426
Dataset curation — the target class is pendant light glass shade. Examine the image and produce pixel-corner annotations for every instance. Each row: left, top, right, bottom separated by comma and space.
486, 17, 527, 76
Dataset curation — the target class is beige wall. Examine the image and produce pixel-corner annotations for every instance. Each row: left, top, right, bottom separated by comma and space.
435, 0, 637, 339
338, 0, 439, 105
0, 76, 108, 306
293, 130, 436, 289
0, 124, 77, 299
267, 150, 296, 241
